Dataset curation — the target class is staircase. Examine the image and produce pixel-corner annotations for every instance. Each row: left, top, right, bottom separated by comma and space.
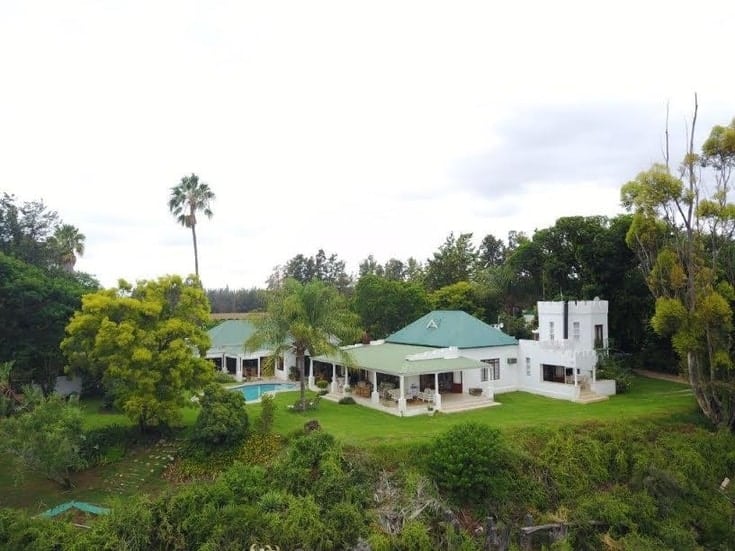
439, 395, 499, 413
575, 388, 608, 404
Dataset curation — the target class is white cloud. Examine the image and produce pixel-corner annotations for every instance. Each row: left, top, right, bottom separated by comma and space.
1, 0, 733, 288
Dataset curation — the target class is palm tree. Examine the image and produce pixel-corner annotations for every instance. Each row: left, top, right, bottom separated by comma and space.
52, 224, 85, 272
168, 173, 215, 279
245, 279, 361, 410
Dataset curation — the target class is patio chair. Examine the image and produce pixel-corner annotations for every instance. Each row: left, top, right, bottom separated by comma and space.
387, 388, 401, 402
418, 388, 434, 402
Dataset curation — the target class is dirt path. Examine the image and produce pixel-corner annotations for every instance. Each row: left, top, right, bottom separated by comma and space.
633, 369, 688, 384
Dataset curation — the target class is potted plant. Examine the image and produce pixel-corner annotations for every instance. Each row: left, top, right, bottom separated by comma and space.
427, 402, 435, 416
343, 384, 351, 394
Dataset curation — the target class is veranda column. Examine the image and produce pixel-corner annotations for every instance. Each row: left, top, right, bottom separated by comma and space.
433, 372, 442, 410
330, 363, 337, 393
257, 356, 261, 379
573, 368, 579, 400
221, 353, 226, 373
236, 356, 243, 382
371, 370, 379, 404
307, 358, 315, 390
344, 366, 349, 393
398, 375, 407, 414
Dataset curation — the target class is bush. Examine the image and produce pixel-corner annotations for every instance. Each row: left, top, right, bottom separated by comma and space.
289, 395, 320, 412
316, 379, 329, 389
339, 396, 356, 405
213, 371, 236, 383
81, 424, 148, 465
597, 355, 633, 394
426, 422, 511, 507
190, 384, 249, 454
254, 394, 276, 434
288, 365, 299, 380
238, 433, 283, 465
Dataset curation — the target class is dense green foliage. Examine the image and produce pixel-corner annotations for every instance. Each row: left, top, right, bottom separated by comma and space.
62, 275, 213, 431
0, 396, 85, 489
427, 422, 510, 507
268, 248, 351, 292
207, 286, 266, 313
190, 384, 249, 453
2, 418, 733, 549
0, 252, 97, 393
352, 273, 431, 338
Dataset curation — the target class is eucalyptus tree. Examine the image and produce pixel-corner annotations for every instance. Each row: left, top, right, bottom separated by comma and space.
622, 101, 735, 429
168, 173, 215, 279
245, 278, 361, 410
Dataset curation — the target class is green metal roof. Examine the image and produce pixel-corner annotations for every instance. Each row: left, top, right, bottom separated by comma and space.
207, 319, 258, 355
314, 342, 489, 376
209, 319, 257, 347
386, 310, 517, 348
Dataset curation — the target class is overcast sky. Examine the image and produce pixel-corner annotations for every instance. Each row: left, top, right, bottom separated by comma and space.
2, 1, 733, 289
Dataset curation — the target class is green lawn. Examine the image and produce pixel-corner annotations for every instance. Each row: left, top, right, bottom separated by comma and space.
268, 375, 697, 446
0, 375, 696, 512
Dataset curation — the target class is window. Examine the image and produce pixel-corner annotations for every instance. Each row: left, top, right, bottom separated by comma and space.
481, 359, 500, 380
525, 357, 531, 376
595, 324, 604, 348
549, 321, 555, 341
572, 321, 580, 341
481, 367, 488, 382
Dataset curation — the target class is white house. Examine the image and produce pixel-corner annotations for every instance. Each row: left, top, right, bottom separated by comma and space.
205, 299, 615, 416
309, 299, 615, 416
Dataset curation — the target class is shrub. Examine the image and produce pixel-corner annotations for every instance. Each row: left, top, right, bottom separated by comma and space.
213, 371, 236, 383
318, 389, 329, 396
597, 355, 633, 393
288, 365, 299, 380
254, 394, 276, 434
339, 396, 356, 405
316, 379, 329, 389
289, 395, 320, 412
238, 433, 283, 465
80, 424, 147, 465
426, 422, 511, 507
190, 384, 249, 454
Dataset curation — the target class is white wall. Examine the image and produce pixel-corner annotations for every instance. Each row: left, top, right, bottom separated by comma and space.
461, 345, 519, 393
537, 299, 608, 349
592, 379, 616, 396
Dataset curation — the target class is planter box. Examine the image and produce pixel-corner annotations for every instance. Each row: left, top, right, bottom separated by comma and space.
468, 387, 483, 397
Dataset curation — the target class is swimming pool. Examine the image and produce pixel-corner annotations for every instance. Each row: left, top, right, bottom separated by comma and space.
233, 382, 298, 402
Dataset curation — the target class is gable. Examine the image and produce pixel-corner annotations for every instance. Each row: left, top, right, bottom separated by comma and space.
386, 310, 517, 348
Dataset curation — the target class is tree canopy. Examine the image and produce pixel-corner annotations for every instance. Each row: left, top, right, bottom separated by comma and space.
0, 252, 97, 393
62, 275, 213, 430
352, 274, 431, 339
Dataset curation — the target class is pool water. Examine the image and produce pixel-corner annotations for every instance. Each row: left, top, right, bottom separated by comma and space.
234, 382, 297, 402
